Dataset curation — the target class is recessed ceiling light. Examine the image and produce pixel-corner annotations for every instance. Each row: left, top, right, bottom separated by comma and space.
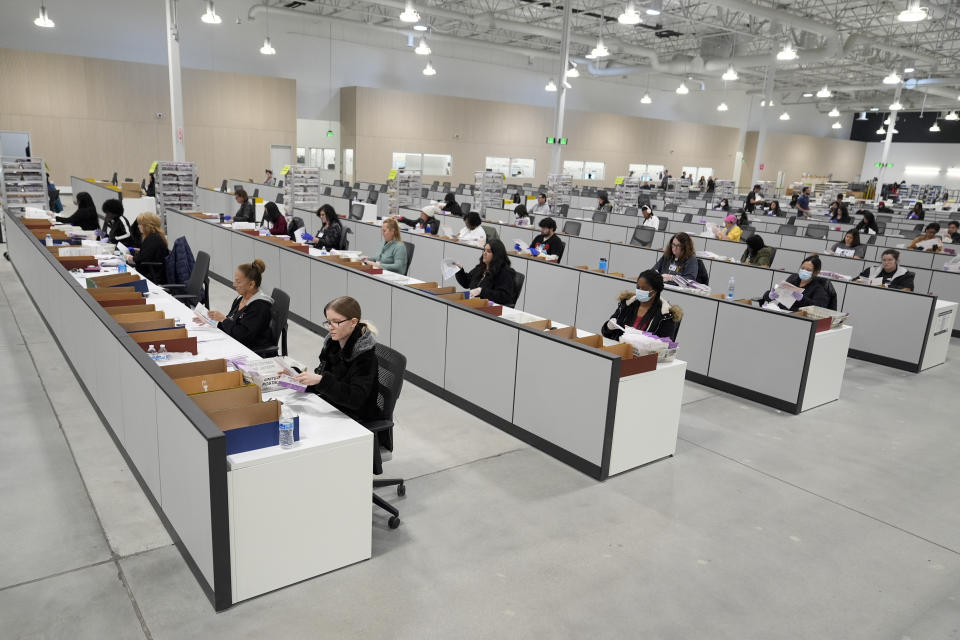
640, 93, 652, 104
413, 24, 428, 31
898, 2, 927, 22
675, 81, 689, 95
399, 2, 420, 22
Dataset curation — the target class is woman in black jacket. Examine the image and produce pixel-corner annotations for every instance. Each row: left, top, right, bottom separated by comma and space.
313, 204, 343, 250
146, 173, 156, 197
202, 258, 276, 352
442, 192, 462, 217
452, 238, 517, 305
56, 191, 99, 230
293, 296, 380, 423
600, 270, 682, 340
125, 213, 169, 284
761, 255, 835, 310
101, 198, 132, 244
234, 188, 256, 223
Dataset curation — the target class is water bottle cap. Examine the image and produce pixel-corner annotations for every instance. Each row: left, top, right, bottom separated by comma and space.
160, 344, 165, 348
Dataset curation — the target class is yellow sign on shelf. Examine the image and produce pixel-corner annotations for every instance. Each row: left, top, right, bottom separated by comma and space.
149, 161, 158, 174
614, 176, 625, 185
280, 165, 291, 175
388, 169, 398, 180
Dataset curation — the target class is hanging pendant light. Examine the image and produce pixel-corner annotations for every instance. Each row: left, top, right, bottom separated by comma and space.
640, 93, 652, 104
399, 1, 420, 22
832, 121, 843, 129
883, 71, 902, 85
897, 1, 927, 22
415, 37, 431, 55
545, 79, 558, 92
930, 121, 941, 132
717, 102, 729, 111
876, 126, 887, 135
34, 2, 55, 28
618, 3, 642, 25
422, 60, 437, 76
675, 81, 689, 95
779, 111, 791, 120
816, 85, 832, 98
260, 36, 276, 55
945, 111, 959, 121
889, 100, 903, 111
721, 66, 738, 81
590, 36, 609, 58
201, 1, 222, 24
566, 62, 579, 78
776, 43, 797, 61
646, 0, 662, 16
828, 107, 840, 117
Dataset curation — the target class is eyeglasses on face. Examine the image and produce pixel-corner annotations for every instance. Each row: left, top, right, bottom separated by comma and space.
322, 318, 352, 329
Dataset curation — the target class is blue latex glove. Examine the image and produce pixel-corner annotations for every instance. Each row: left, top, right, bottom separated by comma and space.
514, 243, 522, 251
529, 247, 540, 256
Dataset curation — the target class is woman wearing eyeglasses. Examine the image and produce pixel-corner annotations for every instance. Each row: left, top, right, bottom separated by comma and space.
293, 296, 380, 422
652, 232, 698, 281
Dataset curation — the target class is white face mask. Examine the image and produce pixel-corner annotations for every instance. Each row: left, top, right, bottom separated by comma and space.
797, 269, 813, 281
635, 289, 651, 302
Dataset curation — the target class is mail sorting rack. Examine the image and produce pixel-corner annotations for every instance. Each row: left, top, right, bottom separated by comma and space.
474, 170, 505, 218
1, 156, 47, 217
387, 169, 422, 217
284, 165, 321, 210
156, 161, 197, 215
547, 173, 573, 213
613, 177, 641, 214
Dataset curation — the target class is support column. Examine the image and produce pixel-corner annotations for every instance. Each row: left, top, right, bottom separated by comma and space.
549, 0, 573, 175
875, 84, 903, 201
165, 0, 186, 161
750, 66, 775, 189
731, 95, 754, 190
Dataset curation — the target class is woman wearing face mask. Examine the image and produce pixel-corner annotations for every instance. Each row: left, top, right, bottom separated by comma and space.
653, 232, 698, 281
601, 270, 682, 340
196, 259, 275, 352
714, 198, 730, 212
761, 255, 835, 310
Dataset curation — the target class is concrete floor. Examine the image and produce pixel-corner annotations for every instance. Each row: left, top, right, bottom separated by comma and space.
2, 239, 960, 640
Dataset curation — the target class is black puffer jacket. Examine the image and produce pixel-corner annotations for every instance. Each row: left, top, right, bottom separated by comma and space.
600, 292, 682, 340
761, 274, 836, 310
307, 324, 380, 423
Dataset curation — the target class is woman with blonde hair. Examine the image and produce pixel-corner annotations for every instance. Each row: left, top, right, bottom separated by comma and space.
125, 212, 169, 284
200, 259, 275, 352
363, 217, 408, 274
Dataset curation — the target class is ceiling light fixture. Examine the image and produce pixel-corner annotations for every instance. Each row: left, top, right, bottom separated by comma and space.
930, 121, 941, 132
590, 36, 609, 58
904, 67, 915, 73
897, 1, 928, 22
832, 121, 843, 129
414, 37, 431, 55
889, 100, 903, 111
422, 60, 436, 76
857, 112, 868, 121
717, 102, 729, 112
562, 78, 572, 90
803, 92, 814, 98
816, 85, 832, 98
760, 99, 766, 107
399, 2, 420, 23
779, 111, 790, 120
566, 61, 579, 78
201, 1, 221, 24
640, 93, 652, 104
884, 117, 892, 125
618, 3, 643, 25
870, 106, 879, 111
828, 107, 840, 117
646, 0, 662, 16
260, 36, 276, 55
883, 71, 902, 85
34, 2, 54, 28
545, 79, 557, 92
776, 43, 797, 61
413, 24, 428, 31
721, 66, 738, 81
876, 127, 887, 135
676, 81, 689, 95
946, 111, 959, 121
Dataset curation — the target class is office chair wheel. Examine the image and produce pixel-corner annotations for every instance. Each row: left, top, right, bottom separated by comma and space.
388, 516, 401, 529
397, 483, 406, 497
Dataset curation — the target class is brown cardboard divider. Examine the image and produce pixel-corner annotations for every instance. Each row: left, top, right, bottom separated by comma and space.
522, 319, 553, 331
136, 336, 198, 355
98, 297, 147, 308
160, 358, 227, 379
192, 384, 262, 413
453, 297, 503, 316
175, 370, 245, 395
407, 282, 457, 295
32, 229, 69, 240
129, 327, 188, 342
105, 304, 156, 315
87, 288, 145, 300
112, 311, 164, 323
206, 400, 281, 431
547, 326, 577, 339
57, 256, 98, 270
437, 292, 466, 301
24, 219, 52, 229
87, 272, 140, 287
122, 319, 176, 332
570, 335, 658, 376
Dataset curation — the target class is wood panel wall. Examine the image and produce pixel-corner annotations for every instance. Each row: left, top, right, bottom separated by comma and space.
0, 48, 295, 188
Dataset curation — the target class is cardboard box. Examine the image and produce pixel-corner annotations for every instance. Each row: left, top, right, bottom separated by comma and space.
121, 319, 176, 332
205, 400, 301, 455
192, 384, 262, 413
454, 297, 503, 316
130, 327, 188, 342
57, 256, 98, 270
24, 219, 52, 229
569, 335, 658, 376
86, 273, 141, 287
174, 370, 244, 395
407, 282, 456, 295
88, 288, 145, 300
98, 297, 148, 308
112, 311, 164, 323
161, 359, 227, 379
105, 304, 156, 315
120, 182, 141, 199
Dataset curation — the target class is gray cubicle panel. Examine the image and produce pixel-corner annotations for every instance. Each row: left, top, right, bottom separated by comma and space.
931, 270, 960, 334
198, 187, 236, 217
171, 211, 629, 480
840, 283, 937, 370
6, 211, 232, 611
227, 179, 283, 203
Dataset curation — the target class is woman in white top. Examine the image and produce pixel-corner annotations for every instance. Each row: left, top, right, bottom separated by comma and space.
458, 211, 487, 247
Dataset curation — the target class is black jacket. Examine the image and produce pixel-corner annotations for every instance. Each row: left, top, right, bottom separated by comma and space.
103, 214, 132, 245
133, 232, 169, 284
146, 179, 156, 197
218, 291, 275, 352
442, 201, 463, 217
307, 324, 380, 423
455, 264, 517, 306
531, 233, 565, 260
235, 201, 256, 223
56, 206, 99, 231
399, 215, 439, 235
762, 274, 835, 310
314, 222, 343, 251
601, 294, 679, 340
858, 265, 915, 291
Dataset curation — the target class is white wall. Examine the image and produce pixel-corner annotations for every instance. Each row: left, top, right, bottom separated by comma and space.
861, 142, 960, 188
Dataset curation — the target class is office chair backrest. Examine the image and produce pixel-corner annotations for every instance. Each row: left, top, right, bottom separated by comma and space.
373, 343, 407, 422
825, 280, 838, 311
562, 220, 581, 236
185, 250, 210, 301
140, 178, 146, 191
657, 217, 668, 231
670, 316, 682, 341
343, 187, 353, 200
695, 258, 710, 286
323, 186, 332, 196
779, 225, 798, 236
593, 211, 608, 224
368, 191, 379, 204
461, 202, 471, 215
350, 203, 364, 220
402, 241, 415, 275
277, 180, 283, 188
251, 188, 259, 199
511, 269, 525, 306
740, 225, 756, 241
552, 236, 565, 261
220, 180, 228, 193
805, 224, 829, 239
682, 213, 693, 223
287, 217, 304, 240
268, 288, 291, 356
624, 206, 638, 216
866, 233, 877, 244
276, 193, 285, 204
630, 226, 656, 247
877, 221, 887, 235
481, 224, 499, 242
913, 223, 924, 232
767, 247, 778, 264
421, 188, 429, 198
786, 215, 796, 226
876, 214, 892, 224
342, 227, 353, 250
111, 172, 118, 186
334, 179, 343, 187
558, 204, 569, 218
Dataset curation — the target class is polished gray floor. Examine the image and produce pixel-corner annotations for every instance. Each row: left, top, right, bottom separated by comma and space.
2, 244, 960, 639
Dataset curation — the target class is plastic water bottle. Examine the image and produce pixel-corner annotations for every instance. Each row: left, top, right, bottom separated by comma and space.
279, 417, 295, 449
45, 233, 53, 247
201, 379, 209, 393
727, 276, 736, 301
158, 344, 168, 362
118, 261, 127, 273
147, 344, 157, 360
599, 258, 608, 273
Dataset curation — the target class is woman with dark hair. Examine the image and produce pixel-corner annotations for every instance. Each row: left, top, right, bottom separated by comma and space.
768, 200, 783, 217
600, 270, 682, 340
56, 191, 99, 230
513, 204, 532, 226
740, 234, 773, 266
452, 238, 517, 305
761, 255, 834, 310
830, 204, 852, 224
234, 188, 255, 223
101, 199, 132, 245
200, 259, 275, 352
737, 208, 750, 227
854, 211, 879, 236
788, 193, 799, 209
146, 173, 156, 197
857, 249, 915, 290
830, 229, 866, 258
715, 198, 730, 212
292, 296, 380, 422
261, 201, 287, 236
653, 232, 698, 281
442, 192, 462, 217
596, 191, 613, 212
313, 204, 343, 251
457, 211, 487, 246
908, 202, 925, 220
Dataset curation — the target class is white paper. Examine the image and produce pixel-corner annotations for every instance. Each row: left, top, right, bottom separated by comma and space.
772, 280, 803, 310
117, 241, 130, 254
441, 259, 459, 280
192, 302, 218, 327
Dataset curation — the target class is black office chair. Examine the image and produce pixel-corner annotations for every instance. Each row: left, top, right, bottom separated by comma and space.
657, 217, 669, 231
780, 225, 798, 236
913, 223, 924, 232
805, 224, 829, 239
341, 227, 353, 250
740, 225, 756, 241
275, 192, 285, 204
786, 215, 796, 226
562, 220, 582, 236
630, 226, 656, 247
253, 288, 290, 358
552, 236, 566, 262
277, 180, 283, 188
592, 211, 608, 224
350, 203, 364, 220
287, 217, 304, 241
334, 179, 343, 187
825, 280, 838, 311
252, 188, 260, 199
421, 188, 429, 198
111, 172, 118, 186
461, 203, 471, 216
323, 186, 332, 196
876, 214, 893, 224
682, 213, 693, 223
866, 233, 877, 245
140, 178, 146, 192
353, 182, 360, 190
161, 250, 210, 307
219, 180, 228, 193
557, 204, 569, 218
367, 191, 379, 204
362, 343, 407, 529
402, 241, 415, 275
511, 270, 525, 306
877, 222, 887, 235
624, 206, 638, 217
481, 224, 499, 242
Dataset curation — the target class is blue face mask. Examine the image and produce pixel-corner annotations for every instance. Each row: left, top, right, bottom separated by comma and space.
797, 268, 813, 281
635, 289, 651, 302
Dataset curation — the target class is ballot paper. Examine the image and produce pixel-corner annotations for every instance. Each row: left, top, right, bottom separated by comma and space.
771, 280, 804, 310
704, 222, 721, 237
915, 237, 943, 252
193, 302, 218, 327
117, 241, 130, 254
441, 258, 459, 280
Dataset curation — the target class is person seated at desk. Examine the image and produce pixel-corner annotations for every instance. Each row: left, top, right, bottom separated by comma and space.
796, 186, 812, 217
457, 211, 487, 247
313, 204, 343, 250
907, 202, 925, 220
877, 200, 893, 213
399, 204, 440, 235
452, 238, 517, 306
761, 255, 834, 310
740, 234, 773, 267
199, 259, 275, 352
145, 173, 156, 198
745, 184, 763, 212
714, 198, 730, 212
698, 176, 706, 191
830, 203, 852, 224
707, 176, 715, 193
830, 229, 867, 258
261, 201, 287, 236
600, 270, 681, 340
653, 232, 698, 280
292, 296, 379, 422
513, 204, 533, 226
827, 194, 845, 218
363, 218, 408, 274
857, 249, 915, 291
263, 169, 275, 186
767, 200, 784, 217
442, 192, 462, 217
55, 191, 99, 230
854, 211, 879, 236
531, 217, 564, 258
596, 191, 613, 213
101, 199, 132, 245
529, 193, 551, 217
946, 220, 960, 243
714, 214, 742, 242
124, 213, 169, 284
640, 205, 659, 228
788, 193, 799, 210
907, 222, 943, 252
233, 188, 256, 223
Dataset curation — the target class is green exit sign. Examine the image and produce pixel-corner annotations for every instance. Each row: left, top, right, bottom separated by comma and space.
545, 137, 569, 145
559, 137, 568, 145
326, 130, 334, 137
874, 162, 893, 168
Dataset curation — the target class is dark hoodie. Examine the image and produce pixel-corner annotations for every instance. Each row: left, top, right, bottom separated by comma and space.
307, 323, 380, 422
218, 290, 275, 352
600, 291, 682, 340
